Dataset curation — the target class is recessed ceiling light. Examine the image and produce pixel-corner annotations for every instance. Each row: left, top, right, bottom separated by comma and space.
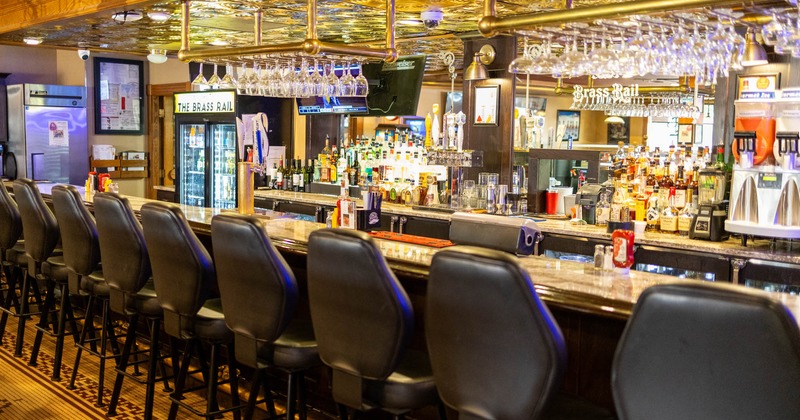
209, 39, 230, 46
112, 10, 143, 24
23, 37, 42, 45
147, 11, 170, 22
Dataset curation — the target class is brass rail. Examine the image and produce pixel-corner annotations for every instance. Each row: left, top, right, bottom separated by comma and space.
478, 0, 791, 38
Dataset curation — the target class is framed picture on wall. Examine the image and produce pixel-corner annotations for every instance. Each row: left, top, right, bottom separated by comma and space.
678, 123, 694, 144
474, 85, 499, 126
556, 110, 580, 142
607, 117, 630, 145
94, 57, 144, 135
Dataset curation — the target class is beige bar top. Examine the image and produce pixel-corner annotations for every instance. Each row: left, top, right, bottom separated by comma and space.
41, 182, 799, 321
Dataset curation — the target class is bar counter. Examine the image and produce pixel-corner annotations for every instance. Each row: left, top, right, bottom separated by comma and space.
30, 182, 800, 412
38, 183, 800, 321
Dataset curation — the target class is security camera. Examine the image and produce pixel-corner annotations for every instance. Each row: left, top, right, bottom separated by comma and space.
78, 49, 90, 61
420, 8, 443, 30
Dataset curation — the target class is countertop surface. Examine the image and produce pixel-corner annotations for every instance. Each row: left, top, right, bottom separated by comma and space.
248, 188, 800, 265
32, 182, 800, 322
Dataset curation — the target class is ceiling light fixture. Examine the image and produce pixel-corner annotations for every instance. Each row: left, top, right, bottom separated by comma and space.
23, 37, 42, 45
742, 27, 768, 67
147, 49, 168, 64
209, 39, 230, 47
605, 116, 625, 124
112, 10, 144, 24
147, 11, 171, 22
398, 19, 422, 26
464, 44, 496, 81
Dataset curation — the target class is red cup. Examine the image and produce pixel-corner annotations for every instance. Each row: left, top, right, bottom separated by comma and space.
546, 190, 558, 215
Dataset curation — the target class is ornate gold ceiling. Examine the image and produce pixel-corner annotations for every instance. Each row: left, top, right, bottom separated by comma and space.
0, 0, 636, 74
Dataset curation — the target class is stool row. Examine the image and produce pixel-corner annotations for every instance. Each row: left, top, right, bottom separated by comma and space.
1, 180, 799, 419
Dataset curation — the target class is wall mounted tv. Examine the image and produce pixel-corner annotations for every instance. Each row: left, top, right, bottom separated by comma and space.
296, 96, 368, 115
362, 55, 426, 117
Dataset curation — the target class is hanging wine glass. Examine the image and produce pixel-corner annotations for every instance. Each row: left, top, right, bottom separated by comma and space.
207, 63, 221, 89
235, 63, 248, 94
311, 59, 325, 96
326, 61, 340, 97
219, 63, 236, 89
191, 62, 208, 91
339, 61, 356, 97
354, 61, 369, 97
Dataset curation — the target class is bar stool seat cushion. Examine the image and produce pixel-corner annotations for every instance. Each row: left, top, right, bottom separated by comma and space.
362, 349, 438, 411
41, 255, 70, 283
194, 298, 233, 342
81, 270, 110, 297
270, 318, 319, 370
123, 280, 162, 318
5, 242, 26, 266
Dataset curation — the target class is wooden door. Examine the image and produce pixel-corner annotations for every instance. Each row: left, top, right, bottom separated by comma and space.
147, 83, 189, 199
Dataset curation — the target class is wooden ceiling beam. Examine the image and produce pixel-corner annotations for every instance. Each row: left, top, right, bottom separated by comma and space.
0, 0, 159, 35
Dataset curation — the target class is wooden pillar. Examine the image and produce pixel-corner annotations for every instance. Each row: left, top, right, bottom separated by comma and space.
462, 35, 517, 185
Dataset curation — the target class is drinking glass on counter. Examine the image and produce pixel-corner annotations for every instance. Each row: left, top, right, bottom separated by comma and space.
462, 180, 476, 211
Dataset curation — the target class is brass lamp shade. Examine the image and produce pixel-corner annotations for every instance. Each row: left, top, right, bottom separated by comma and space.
464, 53, 489, 81
742, 27, 768, 67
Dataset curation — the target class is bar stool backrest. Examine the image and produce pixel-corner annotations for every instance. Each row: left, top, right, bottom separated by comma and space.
307, 228, 412, 385
211, 213, 297, 368
13, 179, 59, 267
141, 202, 213, 339
52, 185, 100, 277
427, 246, 566, 420
0, 182, 22, 253
612, 282, 800, 420
94, 193, 151, 315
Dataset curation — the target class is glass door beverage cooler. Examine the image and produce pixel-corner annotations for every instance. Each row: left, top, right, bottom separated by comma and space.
176, 122, 236, 208
174, 90, 293, 209
174, 91, 240, 208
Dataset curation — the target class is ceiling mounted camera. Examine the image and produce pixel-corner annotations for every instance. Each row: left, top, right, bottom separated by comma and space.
78, 49, 90, 61
420, 8, 443, 30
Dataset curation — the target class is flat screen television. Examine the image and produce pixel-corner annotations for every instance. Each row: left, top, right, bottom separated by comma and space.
362, 55, 426, 117
296, 96, 368, 115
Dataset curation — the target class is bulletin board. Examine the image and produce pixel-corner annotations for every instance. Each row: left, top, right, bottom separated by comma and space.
94, 57, 144, 135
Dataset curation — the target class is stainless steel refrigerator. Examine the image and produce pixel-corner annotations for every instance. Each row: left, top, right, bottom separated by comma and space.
7, 84, 88, 184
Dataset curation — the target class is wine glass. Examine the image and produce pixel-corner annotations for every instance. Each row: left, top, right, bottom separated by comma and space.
340, 61, 355, 97
207, 63, 221, 89
218, 63, 236, 89
311, 59, 325, 96
191, 62, 208, 91
354, 61, 369, 96
326, 61, 340, 97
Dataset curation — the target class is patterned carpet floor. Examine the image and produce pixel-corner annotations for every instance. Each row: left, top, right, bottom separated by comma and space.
0, 309, 330, 419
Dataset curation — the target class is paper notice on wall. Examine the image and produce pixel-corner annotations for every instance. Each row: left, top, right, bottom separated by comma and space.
48, 121, 69, 146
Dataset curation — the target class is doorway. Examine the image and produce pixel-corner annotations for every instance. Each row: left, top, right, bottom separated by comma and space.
147, 82, 190, 199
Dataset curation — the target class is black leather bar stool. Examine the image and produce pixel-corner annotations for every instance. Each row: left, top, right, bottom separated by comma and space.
0, 182, 32, 345
97, 192, 173, 420
141, 202, 242, 420
211, 213, 319, 420
427, 246, 566, 419
307, 228, 441, 419
13, 179, 80, 380
612, 282, 800, 420
51, 184, 121, 407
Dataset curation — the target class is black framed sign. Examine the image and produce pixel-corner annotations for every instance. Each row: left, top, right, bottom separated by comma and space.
474, 85, 499, 126
94, 57, 144, 135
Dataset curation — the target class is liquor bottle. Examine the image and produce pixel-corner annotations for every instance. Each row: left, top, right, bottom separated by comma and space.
275, 157, 284, 190
294, 158, 303, 192
673, 165, 687, 209
659, 190, 678, 234
625, 184, 637, 221
657, 167, 673, 208
284, 159, 293, 191
349, 154, 360, 186
610, 179, 626, 222
329, 154, 338, 184
304, 159, 312, 192
644, 166, 657, 198
595, 192, 610, 227
269, 162, 278, 189
320, 156, 329, 183
677, 195, 696, 237
645, 185, 660, 232
313, 159, 321, 182
321, 135, 331, 157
